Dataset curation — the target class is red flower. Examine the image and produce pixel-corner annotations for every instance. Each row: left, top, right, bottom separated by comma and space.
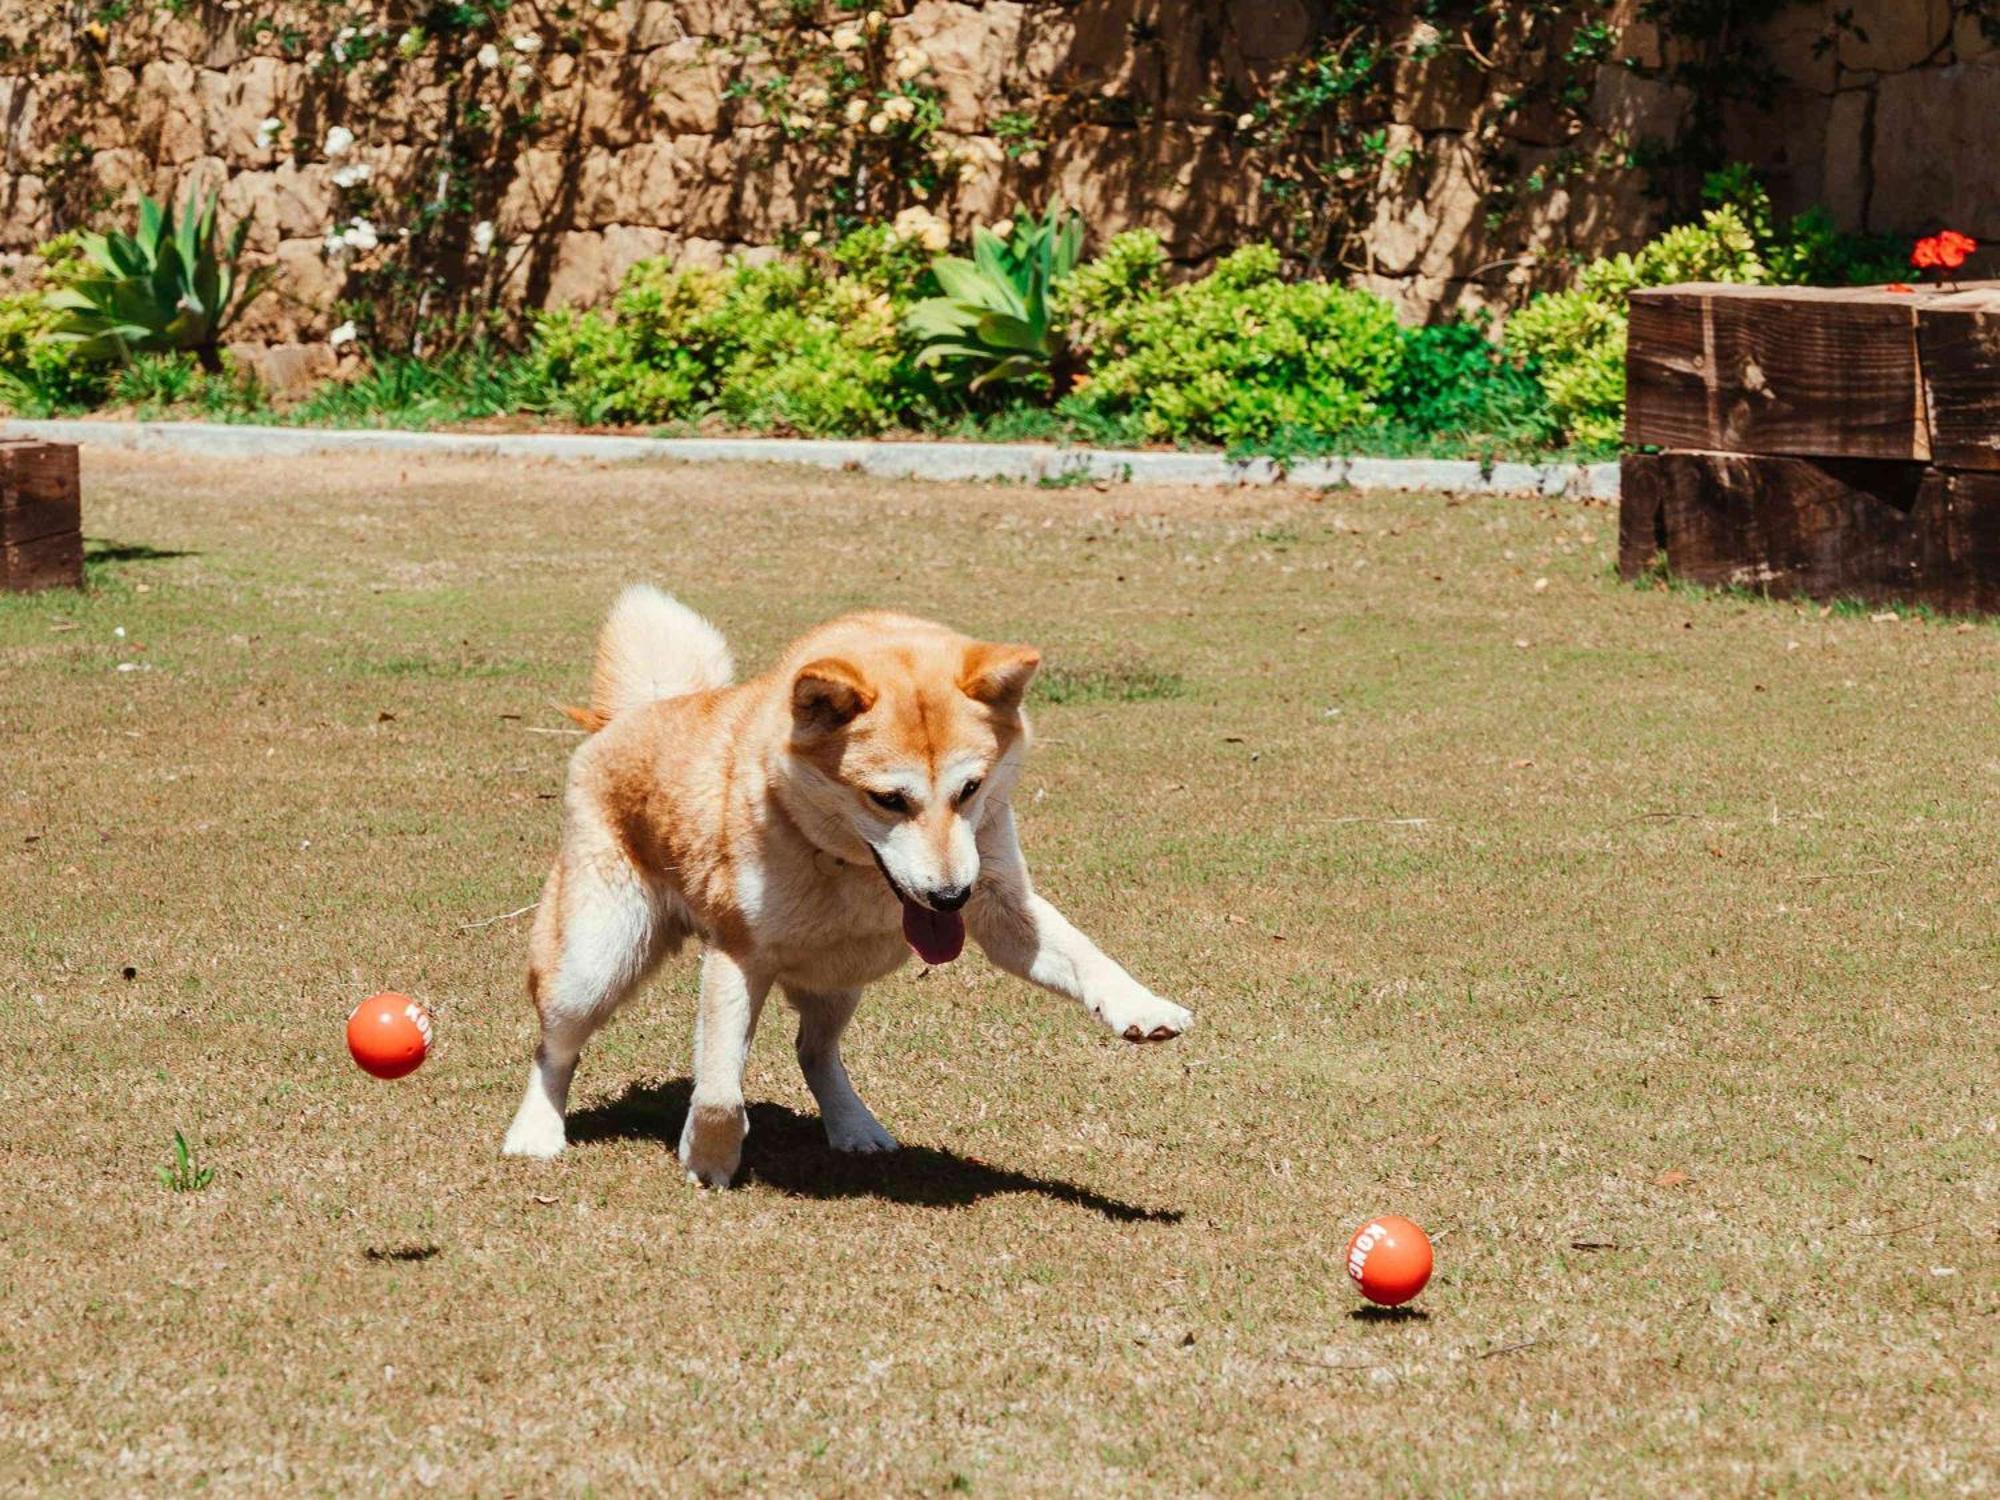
1913, 229, 1977, 272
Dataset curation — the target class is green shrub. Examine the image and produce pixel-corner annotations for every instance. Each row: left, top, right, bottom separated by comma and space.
1382, 317, 1554, 443
0, 238, 110, 414
1071, 244, 1403, 446
1702, 164, 1905, 286
46, 191, 273, 373
1060, 228, 1169, 356
523, 231, 930, 435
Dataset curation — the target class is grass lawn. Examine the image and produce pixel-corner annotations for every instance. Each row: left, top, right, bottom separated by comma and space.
2, 451, 1994, 1495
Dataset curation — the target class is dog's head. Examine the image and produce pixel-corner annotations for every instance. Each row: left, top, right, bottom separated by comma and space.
782, 617, 1039, 962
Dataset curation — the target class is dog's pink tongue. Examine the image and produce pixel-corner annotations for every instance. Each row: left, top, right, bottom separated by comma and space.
901, 900, 965, 965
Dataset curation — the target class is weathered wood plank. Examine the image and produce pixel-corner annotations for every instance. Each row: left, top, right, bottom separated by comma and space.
1626, 284, 1932, 461
0, 438, 82, 546
1620, 452, 2000, 614
0, 439, 84, 591
1, 529, 85, 593
1916, 287, 2000, 471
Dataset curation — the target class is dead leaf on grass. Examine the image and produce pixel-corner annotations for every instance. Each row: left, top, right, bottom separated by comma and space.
1654, 1170, 1691, 1188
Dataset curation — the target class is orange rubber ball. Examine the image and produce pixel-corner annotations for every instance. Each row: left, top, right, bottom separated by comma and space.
1345, 1214, 1433, 1306
346, 992, 432, 1079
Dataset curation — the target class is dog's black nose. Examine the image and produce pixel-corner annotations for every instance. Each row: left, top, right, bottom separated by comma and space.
928, 884, 972, 912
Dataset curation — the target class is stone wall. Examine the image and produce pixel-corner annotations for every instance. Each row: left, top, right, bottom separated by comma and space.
0, 1, 1992, 368
1734, 2, 2000, 242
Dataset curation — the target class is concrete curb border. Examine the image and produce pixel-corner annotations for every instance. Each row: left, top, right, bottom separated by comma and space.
2, 418, 1620, 498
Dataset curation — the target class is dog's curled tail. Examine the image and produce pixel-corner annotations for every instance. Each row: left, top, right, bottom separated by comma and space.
574, 585, 734, 730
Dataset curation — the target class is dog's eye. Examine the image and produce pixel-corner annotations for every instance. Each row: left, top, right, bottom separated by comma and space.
956, 778, 982, 805
867, 789, 911, 814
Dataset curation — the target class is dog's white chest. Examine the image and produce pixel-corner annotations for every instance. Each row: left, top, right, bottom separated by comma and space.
747, 851, 911, 992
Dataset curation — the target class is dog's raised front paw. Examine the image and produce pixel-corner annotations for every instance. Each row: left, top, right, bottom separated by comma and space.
1095, 988, 1193, 1044
679, 1100, 747, 1188
824, 1110, 898, 1155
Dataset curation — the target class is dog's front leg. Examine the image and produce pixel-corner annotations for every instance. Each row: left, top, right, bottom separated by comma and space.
679, 947, 769, 1188
790, 988, 898, 1154
967, 805, 1192, 1043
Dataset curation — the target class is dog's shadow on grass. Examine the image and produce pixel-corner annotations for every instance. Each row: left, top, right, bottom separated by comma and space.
569, 1079, 1181, 1225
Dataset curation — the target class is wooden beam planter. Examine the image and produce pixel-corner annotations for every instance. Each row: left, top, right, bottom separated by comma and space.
0, 439, 83, 593
1622, 281, 2000, 612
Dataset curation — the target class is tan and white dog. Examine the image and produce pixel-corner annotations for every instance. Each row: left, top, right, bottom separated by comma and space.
501, 586, 1192, 1186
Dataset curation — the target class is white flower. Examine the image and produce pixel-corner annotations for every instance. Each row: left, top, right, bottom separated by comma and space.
471, 220, 495, 256
324, 216, 380, 257
257, 116, 283, 148
800, 229, 822, 247
894, 47, 929, 79
892, 205, 951, 253
866, 112, 888, 134
336, 24, 356, 41
883, 94, 916, 123
476, 42, 500, 68
328, 321, 357, 347
843, 97, 868, 125
512, 61, 535, 82
512, 33, 541, 53
988, 218, 1015, 241
798, 85, 829, 109
331, 161, 372, 188
831, 25, 862, 52
323, 125, 355, 158
1236, 112, 1257, 131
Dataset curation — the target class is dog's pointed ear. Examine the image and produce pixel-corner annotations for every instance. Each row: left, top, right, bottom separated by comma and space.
792, 657, 875, 734
960, 641, 1041, 712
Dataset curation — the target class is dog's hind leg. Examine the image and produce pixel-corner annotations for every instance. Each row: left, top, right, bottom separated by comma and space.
788, 988, 897, 1155
501, 840, 670, 1160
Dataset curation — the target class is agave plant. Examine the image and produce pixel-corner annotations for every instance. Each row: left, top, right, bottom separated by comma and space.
905, 202, 1085, 399
45, 192, 274, 373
